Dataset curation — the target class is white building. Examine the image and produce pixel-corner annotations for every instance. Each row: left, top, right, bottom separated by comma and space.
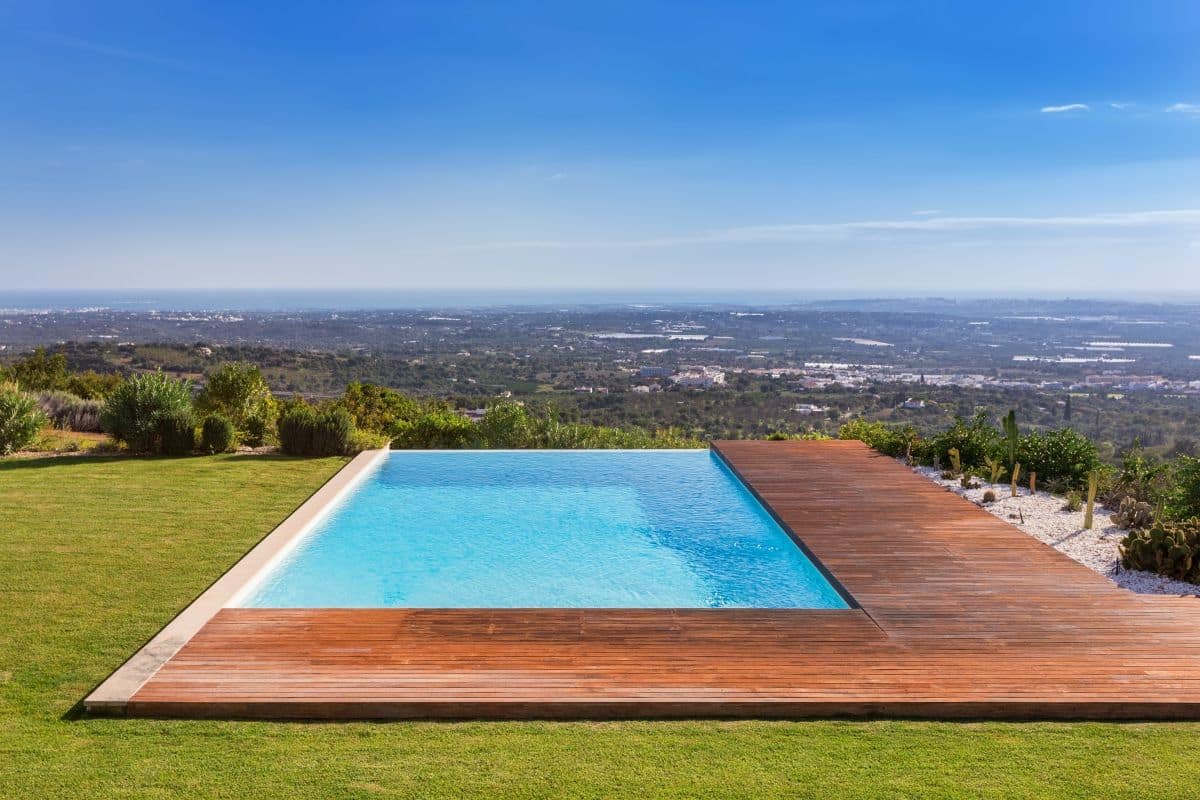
672, 366, 726, 389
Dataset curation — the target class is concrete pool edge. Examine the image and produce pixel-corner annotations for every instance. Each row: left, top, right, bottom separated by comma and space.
84, 448, 389, 715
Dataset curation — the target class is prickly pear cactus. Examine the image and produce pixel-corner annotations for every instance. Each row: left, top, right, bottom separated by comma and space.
1120, 519, 1200, 583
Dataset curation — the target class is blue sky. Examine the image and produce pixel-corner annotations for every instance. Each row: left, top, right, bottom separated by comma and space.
2, 1, 1199, 293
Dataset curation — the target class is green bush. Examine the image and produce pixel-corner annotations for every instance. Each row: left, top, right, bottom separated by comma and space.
200, 414, 237, 454
278, 403, 356, 456
1120, 518, 1200, 583
926, 412, 999, 471
350, 428, 391, 452
337, 382, 422, 434
475, 402, 536, 448
837, 419, 916, 458
391, 410, 478, 449
766, 430, 832, 441
157, 409, 197, 456
100, 372, 194, 453
66, 370, 124, 399
0, 386, 48, 454
277, 404, 315, 455
196, 362, 277, 444
1015, 427, 1103, 491
1168, 456, 1200, 522
1102, 445, 1173, 508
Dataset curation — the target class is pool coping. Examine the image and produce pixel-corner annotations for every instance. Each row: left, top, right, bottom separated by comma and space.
83, 448, 389, 714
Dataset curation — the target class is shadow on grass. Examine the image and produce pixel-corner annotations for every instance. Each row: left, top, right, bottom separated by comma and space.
0, 452, 327, 472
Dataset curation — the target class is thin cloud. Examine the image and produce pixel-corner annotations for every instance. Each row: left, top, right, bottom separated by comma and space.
450, 209, 1200, 252
28, 31, 219, 76
1109, 102, 1132, 110
1167, 103, 1200, 114
1041, 103, 1089, 113
912, 209, 941, 216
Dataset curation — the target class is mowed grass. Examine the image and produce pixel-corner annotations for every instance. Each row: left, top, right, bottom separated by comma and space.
2, 455, 1200, 799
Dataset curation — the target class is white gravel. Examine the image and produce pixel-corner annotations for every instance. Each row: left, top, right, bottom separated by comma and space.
913, 465, 1200, 597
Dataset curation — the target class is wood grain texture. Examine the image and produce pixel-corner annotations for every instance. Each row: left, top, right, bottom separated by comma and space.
127, 441, 1200, 719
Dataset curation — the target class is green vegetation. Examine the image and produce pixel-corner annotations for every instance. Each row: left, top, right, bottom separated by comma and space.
0, 384, 47, 454
1120, 519, 1200, 582
36, 390, 104, 432
0, 346, 122, 398
839, 410, 1101, 492
100, 372, 195, 453
195, 361, 278, 446
5, 454, 1200, 798
200, 414, 237, 454
278, 402, 357, 456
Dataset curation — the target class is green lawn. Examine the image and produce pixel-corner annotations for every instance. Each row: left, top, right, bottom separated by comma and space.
2, 455, 1200, 799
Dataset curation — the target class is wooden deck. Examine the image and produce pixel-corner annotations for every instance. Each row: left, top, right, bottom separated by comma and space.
124, 441, 1200, 719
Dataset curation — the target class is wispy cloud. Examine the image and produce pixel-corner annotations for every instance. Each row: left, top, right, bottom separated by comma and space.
1109, 102, 1132, 110
28, 31, 218, 75
1167, 103, 1200, 114
912, 209, 941, 216
449, 209, 1200, 252
1041, 103, 1089, 113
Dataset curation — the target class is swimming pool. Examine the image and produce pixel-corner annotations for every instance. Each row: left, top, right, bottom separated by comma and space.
238, 450, 848, 609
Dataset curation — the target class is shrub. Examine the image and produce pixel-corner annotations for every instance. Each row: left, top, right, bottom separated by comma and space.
1168, 456, 1200, 522
337, 382, 422, 434
1120, 518, 1200, 583
476, 402, 537, 448
156, 409, 196, 456
350, 427, 391, 452
312, 407, 354, 455
391, 409, 478, 449
242, 412, 273, 447
925, 412, 999, 471
837, 419, 916, 458
1101, 445, 1171, 508
277, 404, 316, 455
37, 391, 104, 432
4, 347, 69, 391
200, 414, 237, 454
766, 430, 832, 441
278, 402, 355, 456
1014, 428, 1102, 491
66, 370, 124, 399
1110, 496, 1155, 530
100, 372, 194, 453
196, 362, 277, 443
0, 386, 48, 454
1062, 491, 1083, 512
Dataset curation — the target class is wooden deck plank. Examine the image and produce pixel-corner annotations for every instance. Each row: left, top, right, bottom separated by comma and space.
126, 441, 1200, 719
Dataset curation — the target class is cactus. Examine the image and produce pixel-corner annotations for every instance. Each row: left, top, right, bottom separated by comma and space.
1010, 462, 1021, 498
1110, 496, 1154, 530
981, 489, 997, 504
1120, 518, 1200, 582
948, 447, 962, 475
983, 454, 1005, 484
1029, 471, 1037, 496
1083, 469, 1099, 530
1001, 409, 1019, 469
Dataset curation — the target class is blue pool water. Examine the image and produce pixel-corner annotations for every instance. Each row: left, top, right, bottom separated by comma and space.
240, 450, 847, 609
